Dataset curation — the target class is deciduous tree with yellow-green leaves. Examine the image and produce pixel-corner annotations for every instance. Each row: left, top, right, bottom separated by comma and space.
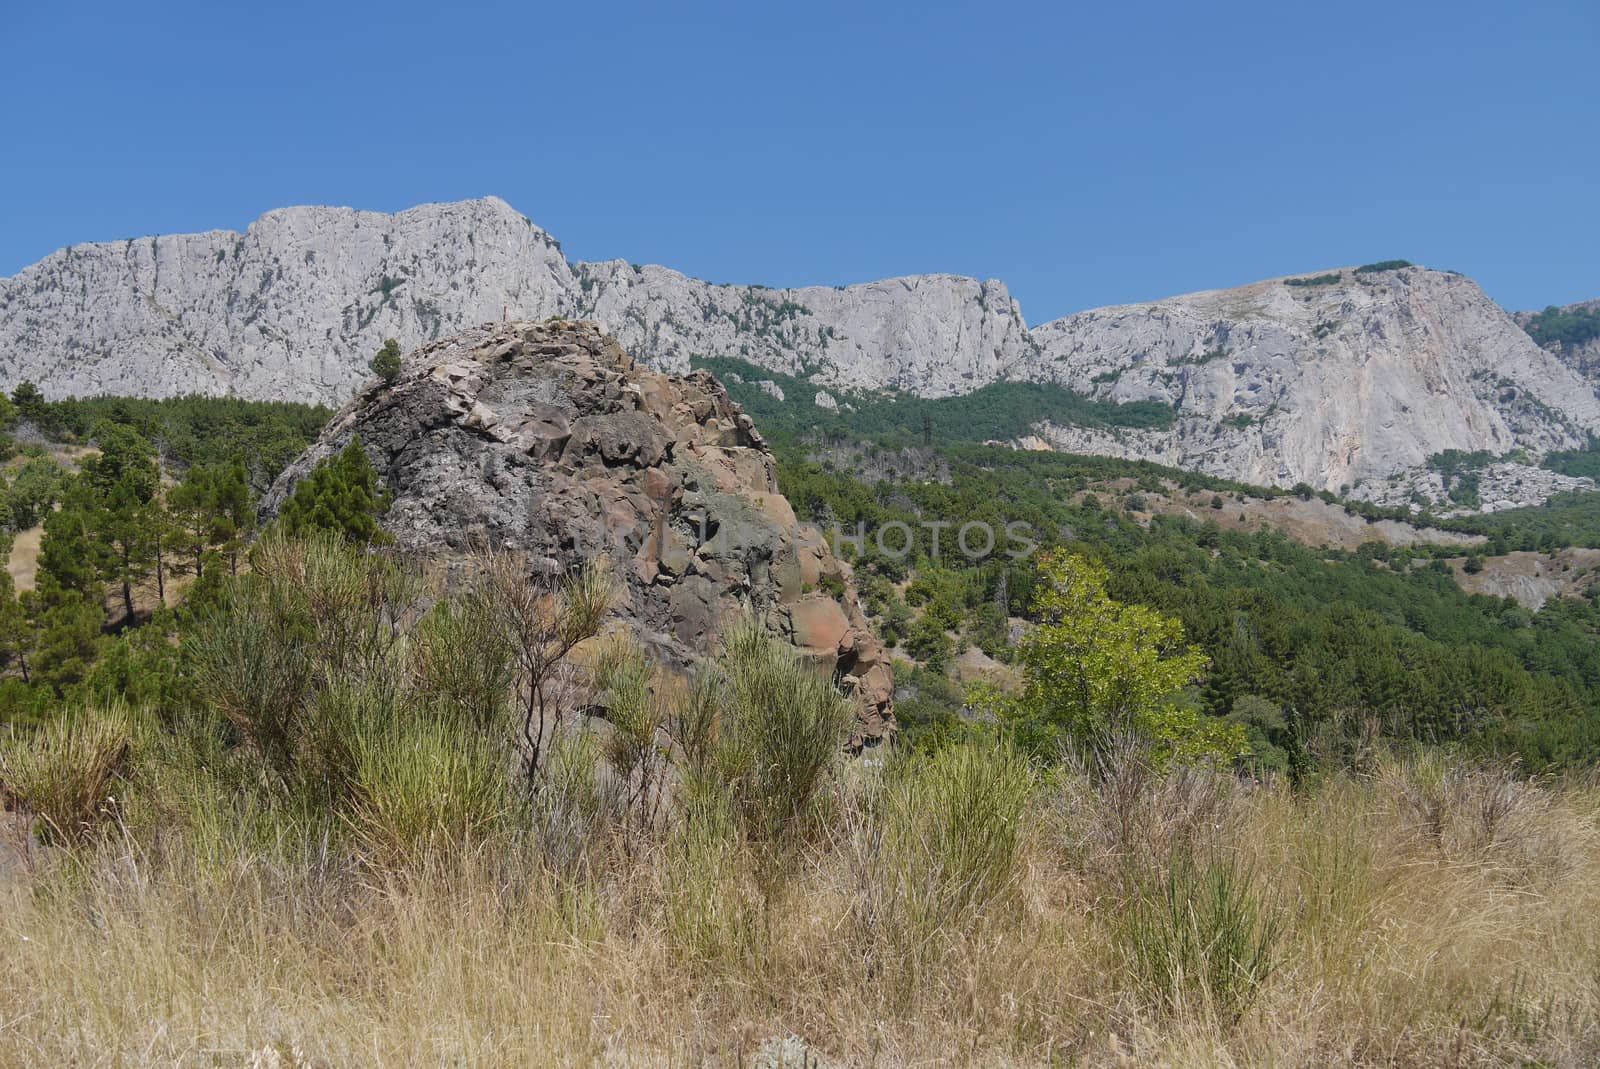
995, 551, 1245, 765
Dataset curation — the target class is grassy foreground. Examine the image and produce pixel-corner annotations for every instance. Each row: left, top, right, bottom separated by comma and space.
1, 536, 1598, 1066
3, 752, 1598, 1066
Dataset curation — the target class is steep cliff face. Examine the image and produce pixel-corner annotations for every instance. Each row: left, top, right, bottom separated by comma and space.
575, 261, 1034, 396
262, 320, 894, 745
5, 197, 1599, 501
0, 199, 577, 403
1030, 267, 1600, 492
0, 197, 1029, 405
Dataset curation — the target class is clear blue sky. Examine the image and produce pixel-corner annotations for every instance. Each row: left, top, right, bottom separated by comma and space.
2, 0, 1595, 321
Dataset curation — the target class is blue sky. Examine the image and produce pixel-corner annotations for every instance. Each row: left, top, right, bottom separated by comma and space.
2, 0, 1595, 321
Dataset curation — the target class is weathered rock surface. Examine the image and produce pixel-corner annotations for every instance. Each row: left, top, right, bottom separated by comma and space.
262, 321, 894, 745
1347, 461, 1595, 514
1450, 547, 1600, 612
1030, 267, 1600, 493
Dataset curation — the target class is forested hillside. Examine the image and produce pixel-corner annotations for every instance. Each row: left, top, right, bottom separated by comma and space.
5, 358, 1600, 774
0, 386, 330, 721
679, 367, 1600, 771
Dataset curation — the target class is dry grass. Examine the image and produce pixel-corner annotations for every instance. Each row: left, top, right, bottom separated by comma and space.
6, 523, 41, 592
1, 750, 1597, 1067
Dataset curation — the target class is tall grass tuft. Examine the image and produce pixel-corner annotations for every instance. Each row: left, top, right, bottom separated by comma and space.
592, 637, 669, 834
853, 740, 1034, 967
0, 706, 132, 844
345, 712, 511, 867
1118, 849, 1280, 1022
662, 783, 760, 972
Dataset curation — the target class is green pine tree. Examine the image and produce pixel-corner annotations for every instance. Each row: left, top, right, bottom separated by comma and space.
276, 438, 392, 544
370, 338, 403, 383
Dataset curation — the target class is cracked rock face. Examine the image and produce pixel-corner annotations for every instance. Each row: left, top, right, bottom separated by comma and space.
1029, 268, 1600, 494
0, 196, 1030, 405
262, 320, 894, 746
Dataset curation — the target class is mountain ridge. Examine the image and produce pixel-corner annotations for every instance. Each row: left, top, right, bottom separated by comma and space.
4, 196, 1597, 500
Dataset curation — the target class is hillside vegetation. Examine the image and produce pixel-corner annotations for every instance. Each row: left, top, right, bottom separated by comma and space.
694, 356, 1177, 444
6, 370, 1600, 1066
3, 534, 1598, 1066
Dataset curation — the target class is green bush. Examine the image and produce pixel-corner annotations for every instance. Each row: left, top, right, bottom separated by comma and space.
346, 711, 510, 866
410, 592, 515, 730
716, 618, 852, 852
1118, 850, 1280, 1020
0, 706, 132, 844
1354, 259, 1414, 275
1522, 304, 1600, 351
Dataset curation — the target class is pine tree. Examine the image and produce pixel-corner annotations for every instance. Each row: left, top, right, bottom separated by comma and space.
38, 501, 108, 599
26, 590, 104, 694
276, 438, 392, 544
81, 422, 162, 623
10, 381, 47, 425
0, 539, 32, 682
210, 461, 256, 575
370, 338, 403, 383
167, 464, 218, 580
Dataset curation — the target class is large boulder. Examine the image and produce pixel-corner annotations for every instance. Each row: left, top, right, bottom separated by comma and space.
263, 320, 894, 745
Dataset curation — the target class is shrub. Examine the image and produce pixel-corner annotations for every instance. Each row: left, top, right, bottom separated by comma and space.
716, 618, 852, 852
591, 638, 670, 832
473, 552, 613, 781
187, 578, 316, 772
529, 730, 608, 878
0, 707, 132, 844
1118, 849, 1280, 1020
410, 591, 516, 731
189, 533, 423, 776
861, 740, 1035, 957
369, 338, 402, 382
1354, 259, 1414, 275
345, 712, 510, 866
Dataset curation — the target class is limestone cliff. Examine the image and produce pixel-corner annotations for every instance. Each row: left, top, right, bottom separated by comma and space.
5, 198, 1599, 501
0, 197, 1028, 405
1029, 266, 1600, 495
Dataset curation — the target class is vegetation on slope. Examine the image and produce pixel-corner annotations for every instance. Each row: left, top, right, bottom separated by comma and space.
693, 356, 1176, 446
3, 534, 1598, 1066
1523, 303, 1600, 351
0, 384, 333, 723
781, 445, 1600, 769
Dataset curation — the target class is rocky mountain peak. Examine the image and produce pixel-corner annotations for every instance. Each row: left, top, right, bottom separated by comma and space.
263, 320, 895, 745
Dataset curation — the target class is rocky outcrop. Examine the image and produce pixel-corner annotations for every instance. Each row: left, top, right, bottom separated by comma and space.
1516, 298, 1600, 382
262, 320, 894, 745
1347, 462, 1595, 514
